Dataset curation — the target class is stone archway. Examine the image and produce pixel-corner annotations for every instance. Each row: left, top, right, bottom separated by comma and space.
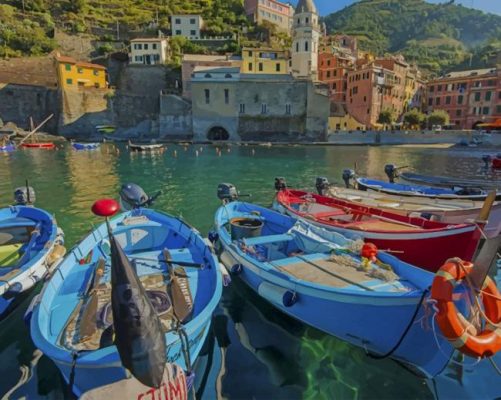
207, 126, 230, 141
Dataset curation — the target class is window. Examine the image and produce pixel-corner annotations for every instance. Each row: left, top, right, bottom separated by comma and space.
436, 97, 440, 105
77, 67, 83, 74
224, 89, 229, 104
305, 17, 309, 23
276, 63, 281, 72
353, 86, 358, 95
248, 62, 253, 71
483, 107, 490, 115
326, 71, 330, 78
66, 78, 73, 85
332, 83, 336, 90
498, 92, 501, 99
190, 18, 196, 24
474, 92, 481, 101
457, 95, 463, 105
305, 41, 308, 52
204, 73, 212, 78
429, 85, 434, 93
144, 44, 148, 50
261, 103, 267, 114
296, 42, 299, 52
239, 103, 245, 114
138, 44, 143, 50
152, 44, 157, 50
225, 74, 232, 79
93, 70, 99, 76
190, 30, 196, 36
259, 63, 263, 72
445, 96, 451, 105
327, 60, 331, 67
486, 91, 492, 101
285, 104, 291, 115
65, 64, 72, 71
204, 89, 210, 104
363, 96, 367, 102
94, 83, 100, 88
248, 51, 253, 57
175, 30, 181, 35
456, 109, 462, 117
497, 105, 501, 114
472, 107, 477, 115
437, 85, 442, 92
487, 80, 495, 87
175, 18, 181, 24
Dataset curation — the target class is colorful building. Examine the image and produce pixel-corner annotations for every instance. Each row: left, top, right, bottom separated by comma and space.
181, 54, 242, 99
56, 55, 106, 89
130, 38, 170, 65
240, 47, 289, 74
171, 15, 204, 40
244, 0, 294, 33
291, 0, 320, 79
426, 67, 501, 129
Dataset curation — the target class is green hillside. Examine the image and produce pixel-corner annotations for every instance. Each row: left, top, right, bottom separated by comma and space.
323, 0, 501, 74
0, 0, 248, 57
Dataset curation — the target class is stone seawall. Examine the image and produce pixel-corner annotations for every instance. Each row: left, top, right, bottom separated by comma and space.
327, 131, 501, 146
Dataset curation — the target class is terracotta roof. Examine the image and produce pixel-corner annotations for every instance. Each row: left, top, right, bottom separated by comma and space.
56, 55, 106, 70
130, 38, 167, 42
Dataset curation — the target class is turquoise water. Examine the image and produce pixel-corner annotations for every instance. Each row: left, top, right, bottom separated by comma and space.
0, 143, 500, 399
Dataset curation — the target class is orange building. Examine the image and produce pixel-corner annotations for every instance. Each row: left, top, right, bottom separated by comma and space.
426, 67, 501, 129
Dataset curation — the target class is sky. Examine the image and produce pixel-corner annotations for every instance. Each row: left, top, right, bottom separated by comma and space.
290, 0, 501, 16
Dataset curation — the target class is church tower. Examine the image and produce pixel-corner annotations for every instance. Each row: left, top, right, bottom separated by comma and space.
291, 0, 320, 79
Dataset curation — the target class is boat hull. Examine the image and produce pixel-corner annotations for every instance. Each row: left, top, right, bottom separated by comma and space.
400, 172, 501, 191
21, 142, 55, 149
0, 144, 16, 152
213, 202, 455, 378
72, 143, 100, 151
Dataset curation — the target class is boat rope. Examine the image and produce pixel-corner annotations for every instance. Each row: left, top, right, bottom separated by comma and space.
488, 356, 501, 376
430, 311, 481, 368
175, 322, 196, 398
68, 351, 80, 392
365, 288, 429, 360
473, 222, 501, 260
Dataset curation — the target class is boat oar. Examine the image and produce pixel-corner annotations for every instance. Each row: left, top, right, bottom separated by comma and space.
476, 190, 497, 225
163, 249, 193, 323
91, 198, 167, 389
131, 256, 203, 269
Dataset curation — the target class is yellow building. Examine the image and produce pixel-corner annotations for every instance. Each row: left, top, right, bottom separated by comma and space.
56, 55, 107, 89
241, 47, 289, 74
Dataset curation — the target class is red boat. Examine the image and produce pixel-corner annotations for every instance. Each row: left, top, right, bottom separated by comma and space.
492, 157, 501, 169
275, 189, 482, 272
21, 142, 55, 149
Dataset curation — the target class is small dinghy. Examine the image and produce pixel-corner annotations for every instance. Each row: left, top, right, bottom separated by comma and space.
0, 142, 16, 152
72, 142, 100, 151
0, 186, 64, 321
30, 183, 222, 396
211, 184, 501, 378
21, 142, 56, 149
356, 177, 499, 201
400, 172, 501, 191
128, 141, 164, 152
274, 185, 483, 272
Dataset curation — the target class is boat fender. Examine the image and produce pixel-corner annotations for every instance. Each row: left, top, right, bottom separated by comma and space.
230, 264, 243, 275
257, 282, 297, 308
23, 293, 41, 327
219, 263, 232, 286
431, 258, 501, 358
3, 282, 23, 299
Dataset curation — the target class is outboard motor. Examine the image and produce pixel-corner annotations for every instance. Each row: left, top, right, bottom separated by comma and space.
315, 177, 330, 195
342, 169, 355, 188
119, 183, 150, 211
14, 186, 36, 206
384, 164, 399, 183
274, 177, 287, 192
217, 183, 239, 203
482, 154, 492, 168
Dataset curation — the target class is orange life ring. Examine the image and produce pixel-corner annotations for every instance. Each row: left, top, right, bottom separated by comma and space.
431, 258, 501, 358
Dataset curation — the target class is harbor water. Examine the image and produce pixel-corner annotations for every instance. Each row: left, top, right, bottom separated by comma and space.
1, 143, 500, 399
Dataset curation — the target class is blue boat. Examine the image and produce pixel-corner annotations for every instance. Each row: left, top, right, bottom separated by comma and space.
0, 142, 16, 152
30, 185, 223, 396
72, 142, 100, 151
0, 188, 64, 320
212, 195, 470, 378
356, 177, 499, 201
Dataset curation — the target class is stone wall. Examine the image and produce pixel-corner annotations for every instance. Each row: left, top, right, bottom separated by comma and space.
0, 84, 59, 132
159, 94, 192, 138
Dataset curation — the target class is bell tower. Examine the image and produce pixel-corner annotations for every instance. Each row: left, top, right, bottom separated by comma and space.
291, 0, 320, 79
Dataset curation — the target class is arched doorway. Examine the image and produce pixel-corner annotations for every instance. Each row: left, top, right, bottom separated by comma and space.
207, 126, 230, 141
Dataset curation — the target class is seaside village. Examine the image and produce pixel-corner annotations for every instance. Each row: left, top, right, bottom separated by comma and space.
0, 0, 500, 142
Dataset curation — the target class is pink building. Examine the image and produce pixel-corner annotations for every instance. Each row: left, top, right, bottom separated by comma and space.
426, 67, 501, 129
244, 0, 294, 32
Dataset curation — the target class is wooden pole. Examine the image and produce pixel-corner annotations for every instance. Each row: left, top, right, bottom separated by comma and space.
19, 114, 54, 145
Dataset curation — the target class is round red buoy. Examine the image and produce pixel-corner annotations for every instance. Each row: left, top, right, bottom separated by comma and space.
361, 242, 378, 261
91, 198, 120, 217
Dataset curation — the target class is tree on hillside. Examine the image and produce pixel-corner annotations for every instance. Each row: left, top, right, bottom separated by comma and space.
428, 110, 450, 128
403, 108, 426, 129
377, 109, 395, 130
